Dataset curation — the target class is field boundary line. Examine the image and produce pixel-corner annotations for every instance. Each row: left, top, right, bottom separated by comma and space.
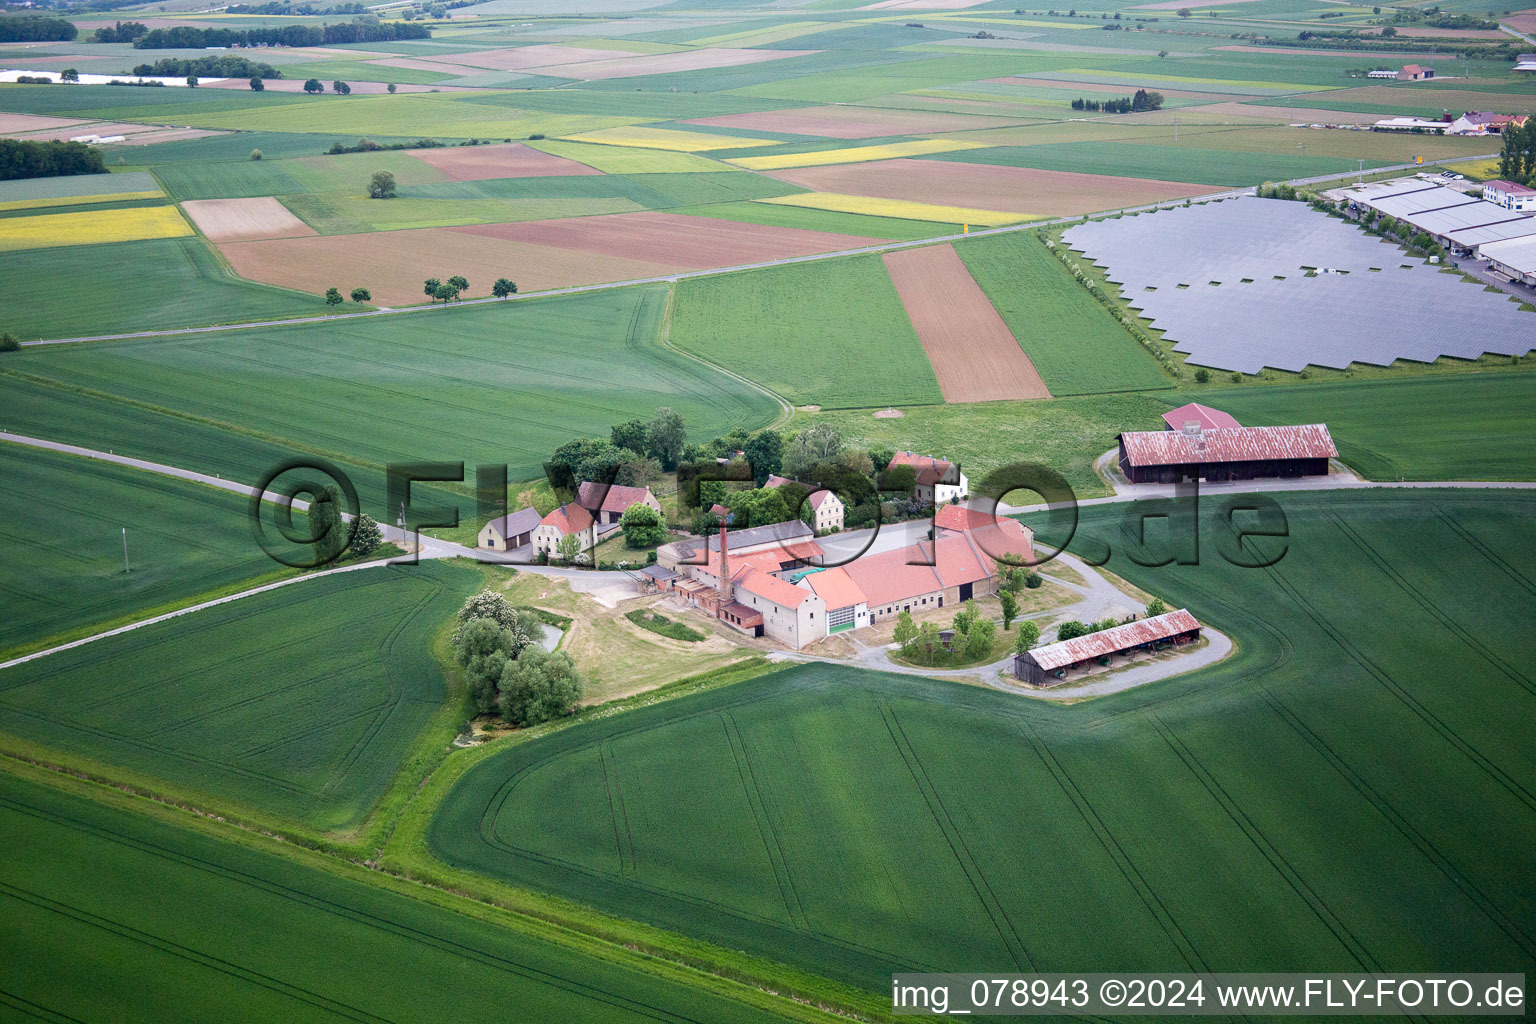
719, 711, 810, 931
598, 740, 639, 879
654, 281, 794, 431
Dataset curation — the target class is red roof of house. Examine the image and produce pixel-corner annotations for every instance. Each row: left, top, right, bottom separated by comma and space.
540, 503, 594, 534
933, 505, 1035, 562
889, 450, 959, 486
1119, 424, 1337, 467
931, 534, 991, 590
763, 474, 796, 488
1486, 179, 1536, 195
577, 482, 655, 515
808, 489, 840, 510
844, 546, 944, 608
1160, 402, 1241, 432
701, 544, 809, 581
1026, 609, 1201, 670
935, 504, 1004, 532
735, 567, 814, 609
1401, 64, 1428, 74
801, 567, 866, 609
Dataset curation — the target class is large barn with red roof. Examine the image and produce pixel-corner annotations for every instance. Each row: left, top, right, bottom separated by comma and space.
1118, 417, 1337, 484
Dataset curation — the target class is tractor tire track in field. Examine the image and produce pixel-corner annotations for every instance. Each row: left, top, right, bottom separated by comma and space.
1262, 558, 1536, 817
598, 740, 638, 880
1149, 715, 1380, 973
0, 792, 732, 1024
0, 880, 399, 1024
1016, 719, 1207, 973
719, 711, 809, 932
1258, 690, 1536, 959
0, 987, 85, 1024
880, 701, 1035, 972
1329, 512, 1536, 699
1431, 508, 1536, 599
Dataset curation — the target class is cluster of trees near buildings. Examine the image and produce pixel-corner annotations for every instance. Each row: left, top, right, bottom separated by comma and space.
120, 20, 430, 48
1070, 89, 1164, 113
1498, 118, 1536, 186
0, 140, 105, 182
0, 16, 77, 42
450, 591, 583, 727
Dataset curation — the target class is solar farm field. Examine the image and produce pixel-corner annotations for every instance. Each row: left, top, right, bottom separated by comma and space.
0, 286, 781, 509
669, 255, 944, 410
0, 562, 479, 832
427, 491, 1536, 991
0, 444, 292, 660
954, 231, 1171, 397
0, 770, 809, 1024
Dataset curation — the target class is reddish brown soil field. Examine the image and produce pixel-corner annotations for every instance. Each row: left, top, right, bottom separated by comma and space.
447, 211, 886, 269
685, 104, 1028, 139
768, 160, 1210, 217
533, 47, 815, 81
218, 228, 678, 306
0, 113, 89, 135
412, 142, 603, 181
1508, 7, 1536, 32
181, 198, 316, 243
882, 244, 1050, 403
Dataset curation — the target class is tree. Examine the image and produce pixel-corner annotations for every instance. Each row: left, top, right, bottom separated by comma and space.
387, 82, 397, 94
0, 333, 20, 353
619, 502, 667, 549
1380, 24, 1396, 35
307, 485, 348, 565
423, 278, 441, 301
646, 406, 686, 470
1014, 619, 1040, 654
447, 274, 468, 295
1056, 619, 1089, 641
1177, 6, 1190, 13
1194, 368, 1210, 384
610, 418, 647, 454
492, 277, 517, 298
782, 424, 843, 479
348, 513, 382, 557
456, 590, 528, 634
741, 430, 783, 485
557, 532, 580, 563
953, 598, 979, 636
350, 287, 371, 303
1024, 571, 1042, 589
915, 621, 942, 664
964, 617, 995, 660
333, 80, 351, 95
496, 648, 584, 726
433, 282, 456, 303
304, 78, 323, 94
60, 68, 79, 83
999, 589, 1019, 630
1145, 597, 1167, 618
325, 287, 343, 307
368, 169, 396, 199
249, 148, 262, 161
249, 76, 263, 91
186, 75, 198, 88
452, 617, 519, 714
894, 610, 917, 653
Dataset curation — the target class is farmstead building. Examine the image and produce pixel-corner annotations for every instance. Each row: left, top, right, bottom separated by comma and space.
532, 503, 597, 558
477, 506, 542, 552
1117, 423, 1336, 484
887, 450, 969, 505
1015, 609, 1202, 687
576, 481, 661, 525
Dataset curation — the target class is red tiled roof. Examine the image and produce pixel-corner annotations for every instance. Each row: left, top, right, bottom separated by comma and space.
763, 474, 796, 488
962, 520, 1035, 567
701, 544, 804, 580
935, 504, 1005, 532
808, 488, 840, 510
736, 567, 813, 609
540, 503, 594, 534
1160, 402, 1241, 432
1119, 424, 1337, 467
932, 534, 990, 590
844, 546, 944, 608
802, 567, 865, 609
1027, 609, 1201, 670
577, 482, 655, 515
1486, 179, 1536, 195
889, 450, 958, 486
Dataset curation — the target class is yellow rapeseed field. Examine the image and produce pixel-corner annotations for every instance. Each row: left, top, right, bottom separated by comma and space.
757, 192, 1037, 227
1442, 156, 1500, 181
0, 205, 193, 252
730, 139, 989, 171
0, 191, 163, 213
558, 125, 782, 152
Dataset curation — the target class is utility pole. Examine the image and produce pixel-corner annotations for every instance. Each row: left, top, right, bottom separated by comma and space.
1358, 157, 1365, 184
122, 527, 130, 573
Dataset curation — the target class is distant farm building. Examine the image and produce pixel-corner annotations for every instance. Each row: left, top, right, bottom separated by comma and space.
477, 507, 542, 552
763, 474, 847, 533
1160, 401, 1241, 432
887, 450, 970, 505
1516, 53, 1536, 73
1342, 179, 1536, 255
575, 481, 660, 526
1449, 112, 1529, 136
1397, 64, 1434, 81
1371, 117, 1451, 133
1117, 422, 1337, 484
532, 503, 597, 557
1014, 609, 1201, 686
1483, 180, 1536, 213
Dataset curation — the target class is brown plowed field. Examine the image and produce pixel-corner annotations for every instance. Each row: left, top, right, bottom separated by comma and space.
365, 56, 489, 76
422, 44, 633, 71
412, 142, 603, 181
181, 198, 317, 242
684, 104, 1028, 139
217, 228, 678, 306
768, 160, 1209, 217
447, 211, 886, 268
533, 47, 815, 81
0, 113, 89, 135
882, 244, 1050, 403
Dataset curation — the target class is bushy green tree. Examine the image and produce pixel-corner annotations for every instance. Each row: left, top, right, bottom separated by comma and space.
893, 610, 917, 653
915, 620, 942, 664
999, 589, 1018, 630
1145, 597, 1167, 618
497, 648, 584, 726
1014, 619, 1040, 653
303, 77, 323, 94
249, 76, 263, 91
368, 169, 396, 199
742, 430, 783, 485
492, 277, 517, 298
307, 485, 348, 565
646, 406, 686, 470
325, 286, 342, 307
350, 287, 370, 303
0, 332, 19, 353
348, 513, 382, 557
1056, 619, 1089, 641
610, 418, 647, 454
964, 617, 995, 659
619, 502, 666, 548
953, 598, 979, 636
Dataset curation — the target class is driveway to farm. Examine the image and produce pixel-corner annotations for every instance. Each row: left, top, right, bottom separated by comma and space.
17, 156, 1494, 348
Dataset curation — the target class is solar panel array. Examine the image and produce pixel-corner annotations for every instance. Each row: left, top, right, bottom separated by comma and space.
1062, 197, 1536, 374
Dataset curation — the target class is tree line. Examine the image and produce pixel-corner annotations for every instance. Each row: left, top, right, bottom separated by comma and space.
1498, 118, 1536, 187
0, 16, 77, 42
1070, 89, 1163, 114
0, 140, 105, 182
133, 55, 282, 79
121, 21, 430, 49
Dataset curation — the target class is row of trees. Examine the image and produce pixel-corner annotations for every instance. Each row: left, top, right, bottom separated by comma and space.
450, 591, 582, 727
1498, 117, 1536, 187
424, 275, 469, 302
894, 599, 997, 665
323, 287, 371, 306
126, 20, 430, 49
132, 56, 280, 79
548, 407, 687, 493
0, 140, 105, 182
305, 486, 382, 565
91, 20, 148, 43
1069, 89, 1163, 114
0, 16, 77, 42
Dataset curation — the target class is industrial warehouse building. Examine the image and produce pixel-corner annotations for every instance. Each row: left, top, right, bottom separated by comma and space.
1341, 179, 1536, 256
1118, 421, 1337, 483
1014, 609, 1202, 687
1480, 235, 1536, 286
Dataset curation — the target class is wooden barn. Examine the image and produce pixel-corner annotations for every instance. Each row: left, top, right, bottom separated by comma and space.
1117, 423, 1336, 484
1015, 609, 1201, 687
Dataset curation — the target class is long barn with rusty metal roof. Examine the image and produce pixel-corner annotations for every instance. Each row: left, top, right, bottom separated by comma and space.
1117, 422, 1337, 484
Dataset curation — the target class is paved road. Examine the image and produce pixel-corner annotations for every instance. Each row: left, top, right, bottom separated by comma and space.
18, 154, 1492, 349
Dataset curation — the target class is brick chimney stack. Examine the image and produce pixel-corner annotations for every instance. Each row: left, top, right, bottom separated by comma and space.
718, 520, 730, 598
